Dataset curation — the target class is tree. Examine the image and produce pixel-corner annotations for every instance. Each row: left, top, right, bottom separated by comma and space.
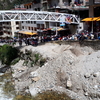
0, 44, 19, 65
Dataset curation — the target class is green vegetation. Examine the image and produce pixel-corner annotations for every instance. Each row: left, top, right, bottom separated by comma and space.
13, 91, 72, 100
11, 57, 20, 65
34, 91, 72, 100
40, 58, 46, 67
21, 50, 46, 67
0, 44, 19, 65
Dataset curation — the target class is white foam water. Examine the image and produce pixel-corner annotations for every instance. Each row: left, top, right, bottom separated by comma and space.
0, 73, 14, 100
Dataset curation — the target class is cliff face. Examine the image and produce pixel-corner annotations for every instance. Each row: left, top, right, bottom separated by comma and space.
0, 0, 33, 10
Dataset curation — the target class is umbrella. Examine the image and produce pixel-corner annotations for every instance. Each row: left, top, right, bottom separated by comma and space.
19, 31, 37, 35
47, 28, 52, 30
81, 17, 100, 33
81, 17, 100, 21
57, 28, 65, 31
42, 29, 47, 32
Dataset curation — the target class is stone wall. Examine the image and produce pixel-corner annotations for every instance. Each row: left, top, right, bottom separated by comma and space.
52, 40, 100, 50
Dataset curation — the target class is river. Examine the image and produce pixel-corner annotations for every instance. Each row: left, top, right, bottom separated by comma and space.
0, 72, 18, 100
0, 72, 33, 100
0, 70, 72, 100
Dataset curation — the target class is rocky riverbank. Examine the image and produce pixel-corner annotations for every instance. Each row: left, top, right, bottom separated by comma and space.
8, 42, 100, 100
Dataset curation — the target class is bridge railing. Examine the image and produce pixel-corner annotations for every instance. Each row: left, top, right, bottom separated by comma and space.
0, 10, 79, 24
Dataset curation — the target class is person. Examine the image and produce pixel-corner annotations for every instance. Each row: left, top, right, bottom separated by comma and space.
24, 38, 28, 45
18, 38, 22, 46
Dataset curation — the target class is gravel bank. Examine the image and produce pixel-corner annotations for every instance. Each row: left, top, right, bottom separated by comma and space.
11, 42, 100, 100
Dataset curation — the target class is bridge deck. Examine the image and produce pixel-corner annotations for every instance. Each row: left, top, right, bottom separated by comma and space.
0, 10, 79, 24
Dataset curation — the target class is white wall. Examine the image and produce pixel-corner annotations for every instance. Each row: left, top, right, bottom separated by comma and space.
11, 21, 19, 37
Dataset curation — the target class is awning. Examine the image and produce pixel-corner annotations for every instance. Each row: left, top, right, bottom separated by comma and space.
19, 31, 37, 35
42, 29, 47, 31
24, 3, 32, 6
57, 28, 64, 31
81, 17, 100, 21
47, 28, 52, 30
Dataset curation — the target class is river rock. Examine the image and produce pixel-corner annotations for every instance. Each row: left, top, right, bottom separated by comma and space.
93, 72, 100, 77
84, 73, 91, 78
0, 66, 10, 73
29, 84, 40, 96
31, 77, 40, 82
30, 71, 38, 78
66, 80, 72, 88
84, 92, 88, 96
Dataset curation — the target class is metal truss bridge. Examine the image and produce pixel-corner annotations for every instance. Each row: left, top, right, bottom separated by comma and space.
0, 10, 79, 24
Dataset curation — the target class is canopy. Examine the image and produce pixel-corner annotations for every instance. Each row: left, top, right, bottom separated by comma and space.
81, 17, 100, 21
57, 28, 64, 31
19, 31, 37, 35
81, 17, 100, 33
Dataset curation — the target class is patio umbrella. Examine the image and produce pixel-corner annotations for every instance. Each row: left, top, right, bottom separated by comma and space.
42, 29, 47, 32
81, 17, 100, 33
19, 31, 37, 35
81, 17, 100, 21
57, 28, 64, 31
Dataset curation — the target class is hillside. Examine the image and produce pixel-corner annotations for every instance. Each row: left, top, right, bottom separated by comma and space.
0, 0, 33, 10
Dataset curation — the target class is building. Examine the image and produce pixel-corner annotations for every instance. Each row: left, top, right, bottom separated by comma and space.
1, 0, 90, 37
1, 4, 26, 38
89, 0, 100, 17
41, 0, 89, 33
19, 0, 90, 36
82, 0, 100, 33
88, 0, 100, 32
20, 1, 45, 35
2, 21, 20, 38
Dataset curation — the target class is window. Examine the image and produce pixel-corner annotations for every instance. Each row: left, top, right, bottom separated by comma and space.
34, 21, 36, 24
28, 27, 30, 30
31, 27, 34, 30
16, 22, 19, 25
34, 27, 37, 31
29, 5, 31, 9
16, 27, 19, 29
27, 6, 28, 9
31, 21, 33, 24
28, 21, 30, 23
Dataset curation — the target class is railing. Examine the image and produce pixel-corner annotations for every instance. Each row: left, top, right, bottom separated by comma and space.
0, 10, 79, 24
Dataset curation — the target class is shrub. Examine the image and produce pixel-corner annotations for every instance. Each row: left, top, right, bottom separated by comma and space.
11, 57, 20, 65
40, 58, 46, 67
0, 44, 19, 65
22, 50, 46, 67
34, 53, 40, 64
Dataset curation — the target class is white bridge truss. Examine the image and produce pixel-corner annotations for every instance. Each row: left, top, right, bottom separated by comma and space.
0, 10, 79, 24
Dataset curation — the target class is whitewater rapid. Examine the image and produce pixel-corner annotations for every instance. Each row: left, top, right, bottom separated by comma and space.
0, 73, 14, 100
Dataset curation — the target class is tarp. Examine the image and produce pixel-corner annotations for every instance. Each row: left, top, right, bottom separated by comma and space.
81, 17, 100, 21
19, 31, 37, 35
